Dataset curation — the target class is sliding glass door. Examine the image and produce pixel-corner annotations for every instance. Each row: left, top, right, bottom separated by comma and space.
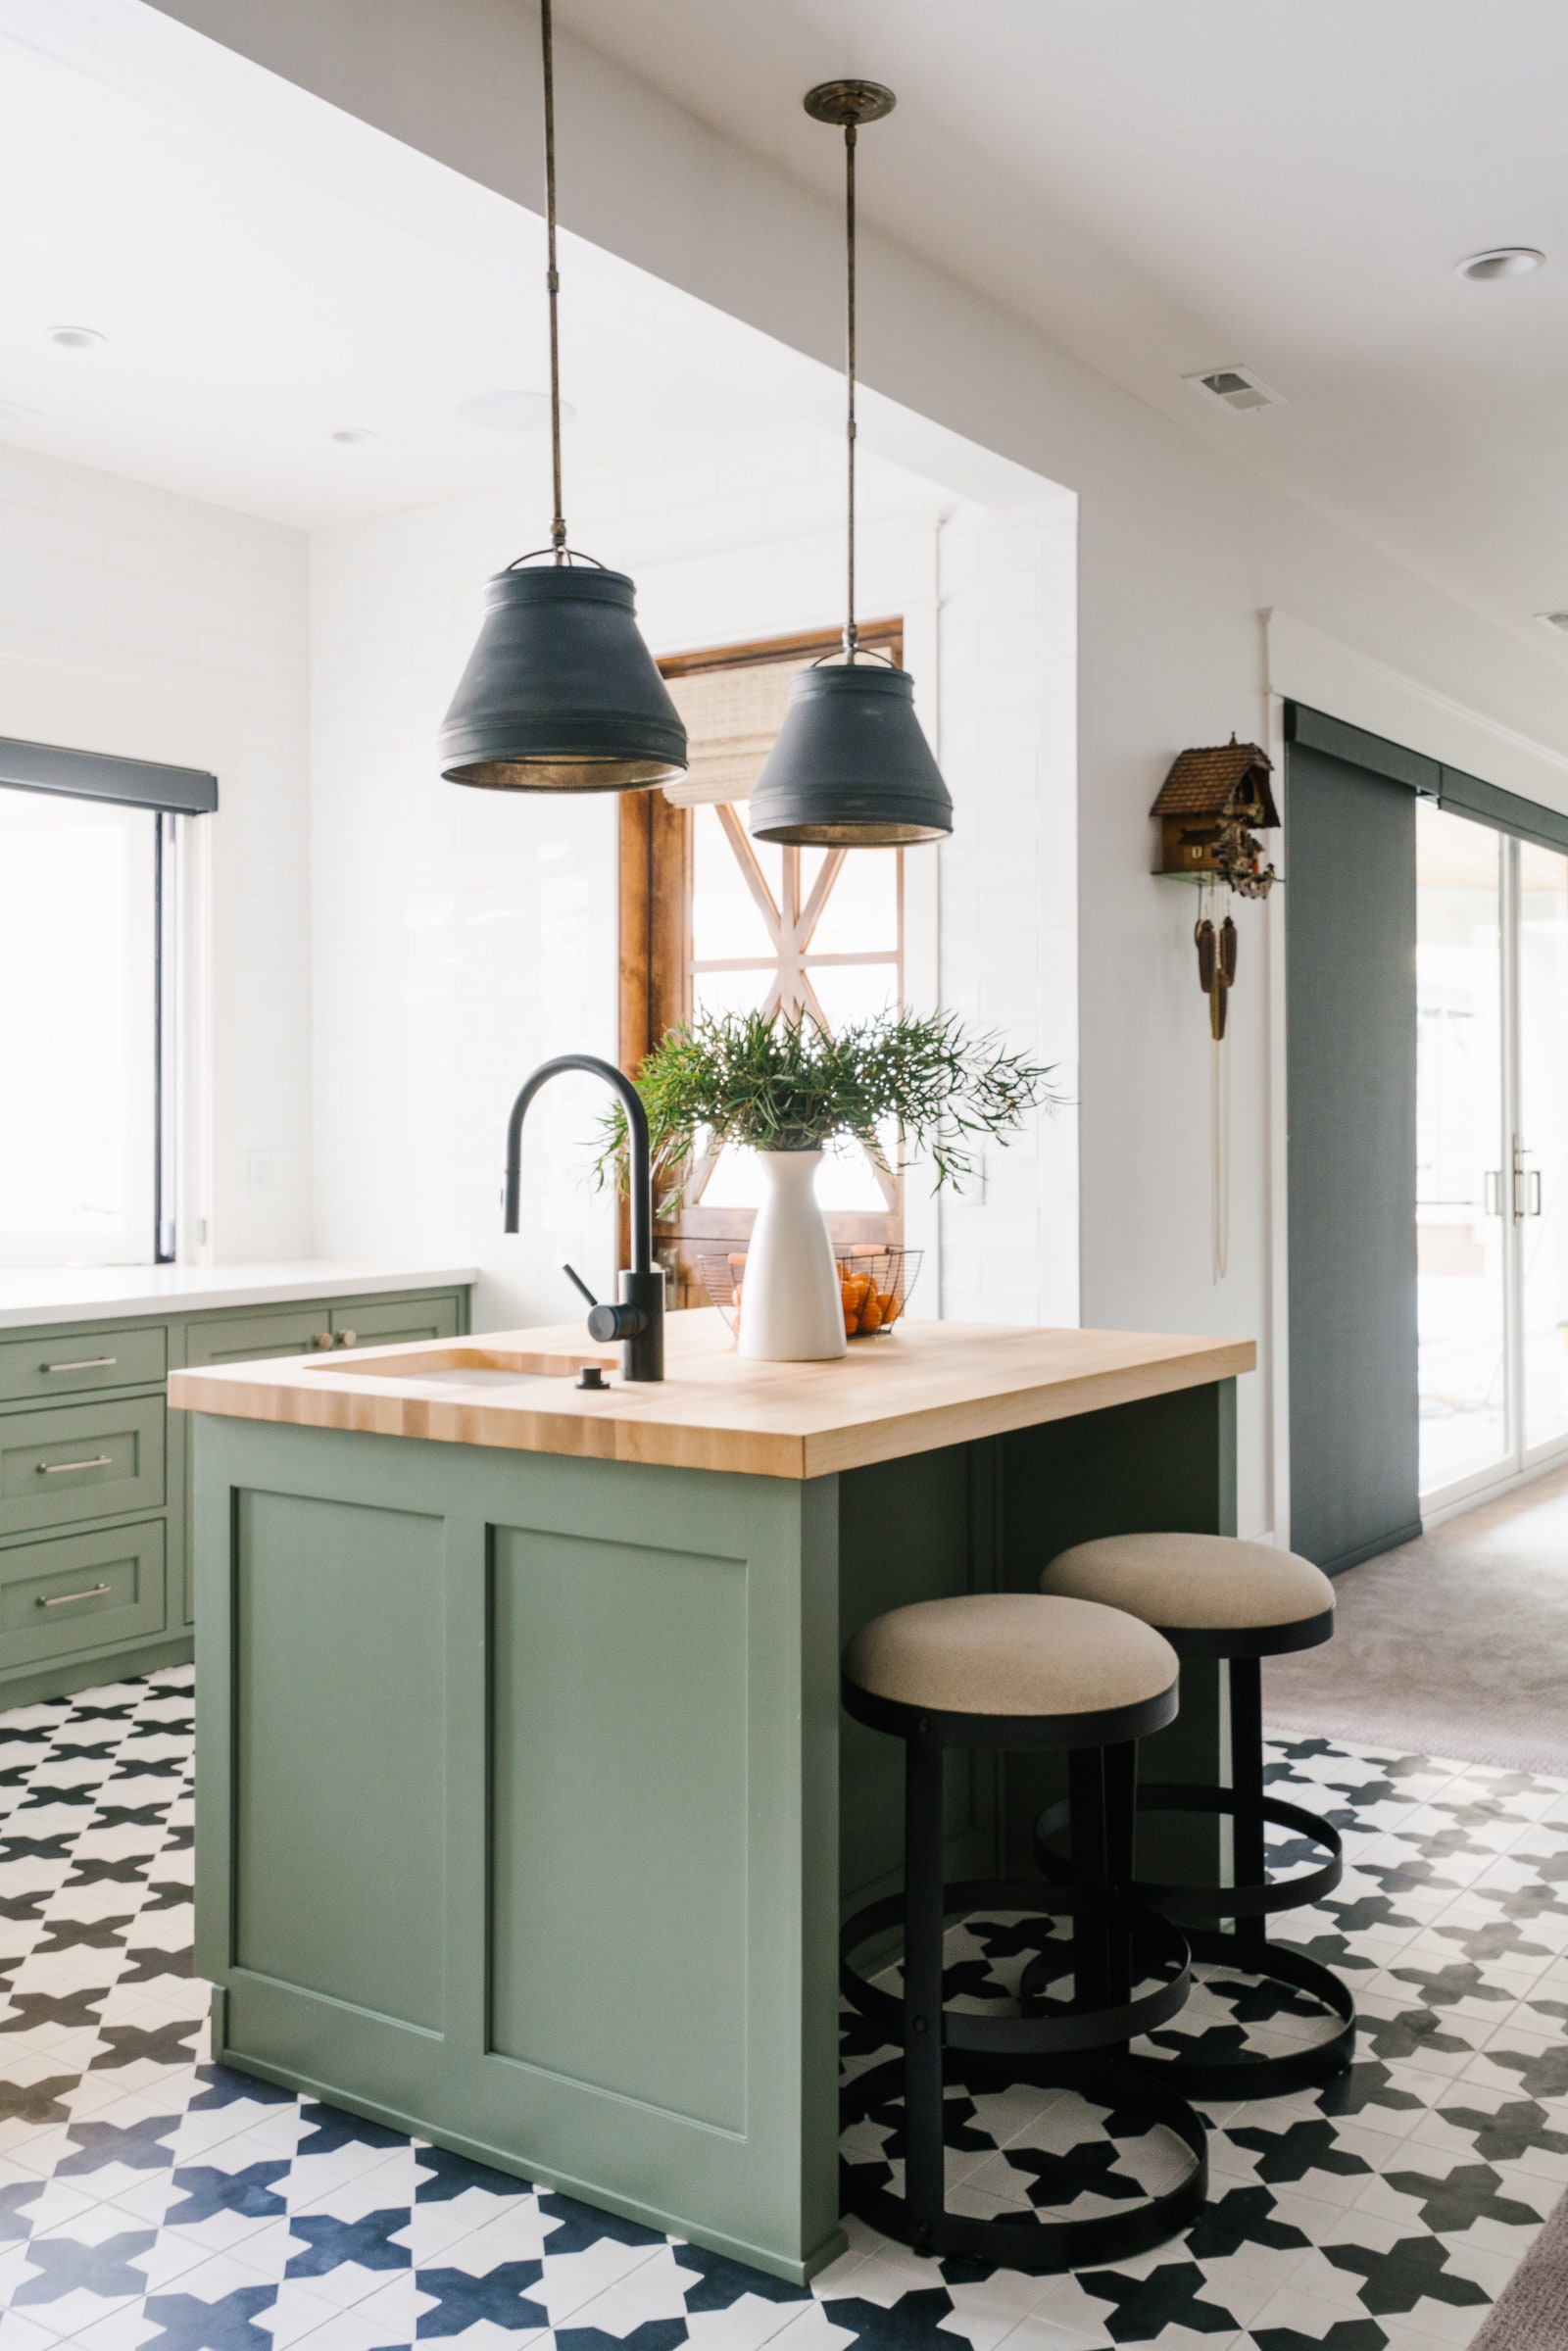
1519, 844, 1568, 1455
1417, 800, 1568, 1504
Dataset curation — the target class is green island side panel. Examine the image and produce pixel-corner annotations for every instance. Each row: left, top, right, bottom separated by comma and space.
489, 1524, 749, 2131
232, 1489, 446, 2032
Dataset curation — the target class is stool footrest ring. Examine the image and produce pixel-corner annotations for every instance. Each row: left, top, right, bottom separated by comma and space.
1127, 1930, 1357, 2098
840, 1876, 1192, 2059
1034, 1786, 1344, 1922
841, 2052, 1208, 2272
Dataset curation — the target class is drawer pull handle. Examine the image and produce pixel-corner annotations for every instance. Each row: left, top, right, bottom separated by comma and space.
36, 1455, 113, 1476
36, 1583, 111, 1609
40, 1357, 118, 1375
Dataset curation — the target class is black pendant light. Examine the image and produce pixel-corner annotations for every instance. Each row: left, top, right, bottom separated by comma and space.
749, 81, 953, 848
440, 0, 687, 793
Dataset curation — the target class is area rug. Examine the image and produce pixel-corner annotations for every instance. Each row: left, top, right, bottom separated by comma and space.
1265, 1464, 1568, 1775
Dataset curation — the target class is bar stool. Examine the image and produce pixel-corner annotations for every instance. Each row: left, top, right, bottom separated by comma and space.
1037, 1533, 1353, 2098
840, 1591, 1208, 2271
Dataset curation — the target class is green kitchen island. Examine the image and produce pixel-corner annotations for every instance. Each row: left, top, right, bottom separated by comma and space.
171, 1308, 1253, 2283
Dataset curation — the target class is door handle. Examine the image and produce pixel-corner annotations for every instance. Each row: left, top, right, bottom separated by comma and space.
36, 1454, 113, 1476
1512, 1139, 1542, 1221
36, 1583, 111, 1608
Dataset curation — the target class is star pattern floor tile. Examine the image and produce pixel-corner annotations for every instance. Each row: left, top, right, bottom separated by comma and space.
0, 1673, 1563, 2346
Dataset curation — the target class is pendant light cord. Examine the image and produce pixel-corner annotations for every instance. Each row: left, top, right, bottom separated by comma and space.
843, 121, 858, 662
541, 0, 566, 563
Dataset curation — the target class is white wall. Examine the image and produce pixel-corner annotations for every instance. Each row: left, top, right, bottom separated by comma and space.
308, 421, 1078, 1338
0, 437, 311, 1261
937, 499, 1078, 1330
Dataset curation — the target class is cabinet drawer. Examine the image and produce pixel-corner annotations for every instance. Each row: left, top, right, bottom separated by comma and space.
183, 1306, 336, 1368
331, 1297, 462, 1349
0, 1396, 166, 1539
0, 1325, 166, 1405
0, 1519, 168, 1672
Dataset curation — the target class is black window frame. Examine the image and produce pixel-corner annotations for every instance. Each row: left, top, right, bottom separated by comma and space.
0, 734, 217, 1264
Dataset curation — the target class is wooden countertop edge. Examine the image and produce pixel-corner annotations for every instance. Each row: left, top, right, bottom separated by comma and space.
170, 1335, 1254, 1481
800, 1339, 1254, 1476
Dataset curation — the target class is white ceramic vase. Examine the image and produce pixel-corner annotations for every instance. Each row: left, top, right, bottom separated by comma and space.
737, 1150, 847, 1362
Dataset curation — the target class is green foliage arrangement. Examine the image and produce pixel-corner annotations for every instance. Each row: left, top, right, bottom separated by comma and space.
595, 1005, 1058, 1207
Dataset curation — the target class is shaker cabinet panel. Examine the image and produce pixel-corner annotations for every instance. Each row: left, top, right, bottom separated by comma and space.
0, 1396, 166, 1539
182, 1308, 336, 1369
0, 1325, 166, 1405
329, 1297, 463, 1350
0, 1519, 168, 1671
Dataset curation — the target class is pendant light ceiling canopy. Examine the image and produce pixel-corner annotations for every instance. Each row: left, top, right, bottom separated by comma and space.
748, 81, 953, 850
440, 0, 687, 794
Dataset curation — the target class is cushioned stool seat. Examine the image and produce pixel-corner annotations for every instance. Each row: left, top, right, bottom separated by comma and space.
1045, 1533, 1334, 1649
1035, 1532, 1353, 2098
844, 1590, 1182, 1719
839, 1591, 1208, 2270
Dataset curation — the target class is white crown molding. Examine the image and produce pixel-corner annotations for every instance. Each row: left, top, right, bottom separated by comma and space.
1265, 609, 1568, 814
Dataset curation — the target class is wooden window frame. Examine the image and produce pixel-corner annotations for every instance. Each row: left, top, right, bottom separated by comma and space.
619, 621, 904, 1298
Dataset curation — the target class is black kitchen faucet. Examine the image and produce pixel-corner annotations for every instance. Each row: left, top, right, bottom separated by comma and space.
503, 1054, 664, 1383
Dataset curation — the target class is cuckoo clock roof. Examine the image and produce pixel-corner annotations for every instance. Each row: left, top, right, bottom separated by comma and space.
1151, 739, 1280, 827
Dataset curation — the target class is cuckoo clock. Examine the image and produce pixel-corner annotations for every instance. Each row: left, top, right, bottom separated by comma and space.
1151, 736, 1279, 898
1150, 736, 1281, 1284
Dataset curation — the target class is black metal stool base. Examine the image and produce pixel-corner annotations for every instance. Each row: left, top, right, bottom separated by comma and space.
1129, 1927, 1356, 2099
840, 1876, 1207, 2273
1031, 1673, 1358, 2103
841, 2051, 1208, 2271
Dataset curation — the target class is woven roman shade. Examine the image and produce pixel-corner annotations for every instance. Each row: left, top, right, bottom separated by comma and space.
660, 658, 817, 808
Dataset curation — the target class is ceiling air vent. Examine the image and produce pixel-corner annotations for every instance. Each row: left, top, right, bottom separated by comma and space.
1185, 366, 1285, 414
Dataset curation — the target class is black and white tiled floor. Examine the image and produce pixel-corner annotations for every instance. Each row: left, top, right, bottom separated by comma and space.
1, 1671, 1566, 2348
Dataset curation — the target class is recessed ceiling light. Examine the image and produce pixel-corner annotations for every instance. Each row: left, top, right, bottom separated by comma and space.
455, 388, 570, 433
1456, 247, 1545, 281
330, 427, 376, 445
48, 324, 105, 350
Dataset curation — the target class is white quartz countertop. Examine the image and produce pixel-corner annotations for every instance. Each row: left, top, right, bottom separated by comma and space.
0, 1262, 479, 1332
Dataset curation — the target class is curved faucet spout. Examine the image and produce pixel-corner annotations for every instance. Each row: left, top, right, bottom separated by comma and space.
504, 1053, 654, 1272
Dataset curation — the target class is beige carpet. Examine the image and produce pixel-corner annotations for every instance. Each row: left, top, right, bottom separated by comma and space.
1473, 2183, 1568, 2351
1265, 1463, 1568, 1774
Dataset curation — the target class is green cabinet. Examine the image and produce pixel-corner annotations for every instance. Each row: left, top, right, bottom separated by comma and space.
0, 1325, 167, 1404
192, 1379, 1236, 2282
184, 1306, 343, 1367
0, 1280, 470, 1707
0, 1396, 166, 1538
0, 1519, 168, 1675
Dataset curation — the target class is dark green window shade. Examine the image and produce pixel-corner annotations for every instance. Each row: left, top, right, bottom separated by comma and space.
1437, 764, 1568, 857
1285, 703, 1440, 796
0, 735, 217, 814
1286, 702, 1568, 856
1286, 735, 1421, 1572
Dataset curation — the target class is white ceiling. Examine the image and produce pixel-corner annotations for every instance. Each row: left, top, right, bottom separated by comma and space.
8, 0, 1568, 646
0, 29, 790, 529
555, 0, 1568, 643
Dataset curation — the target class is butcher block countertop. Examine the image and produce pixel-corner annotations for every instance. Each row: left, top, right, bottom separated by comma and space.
167, 1308, 1254, 1481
